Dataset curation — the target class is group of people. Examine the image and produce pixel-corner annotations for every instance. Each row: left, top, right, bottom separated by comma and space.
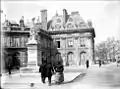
39, 58, 64, 86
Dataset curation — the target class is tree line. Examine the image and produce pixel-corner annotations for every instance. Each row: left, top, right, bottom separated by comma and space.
95, 37, 120, 63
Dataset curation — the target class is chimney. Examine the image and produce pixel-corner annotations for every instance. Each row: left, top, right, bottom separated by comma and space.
63, 9, 68, 25
19, 16, 24, 27
71, 11, 79, 15
87, 20, 92, 28
41, 9, 47, 30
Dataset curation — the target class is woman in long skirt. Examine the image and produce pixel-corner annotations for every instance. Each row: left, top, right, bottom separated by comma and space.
54, 62, 64, 84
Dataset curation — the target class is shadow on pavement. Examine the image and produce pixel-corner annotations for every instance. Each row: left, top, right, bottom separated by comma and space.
51, 72, 86, 86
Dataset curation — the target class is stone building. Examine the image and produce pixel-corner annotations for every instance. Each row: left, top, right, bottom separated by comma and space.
2, 15, 53, 68
2, 19, 30, 67
2, 9, 95, 68
47, 9, 95, 66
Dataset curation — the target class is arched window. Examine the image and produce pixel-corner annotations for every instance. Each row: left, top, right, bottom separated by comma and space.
79, 51, 86, 65
79, 22, 86, 27
57, 18, 61, 23
67, 23, 74, 29
67, 52, 75, 66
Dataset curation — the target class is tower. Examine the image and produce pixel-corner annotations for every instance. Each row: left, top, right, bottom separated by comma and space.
41, 9, 47, 30
63, 9, 68, 25
19, 16, 24, 28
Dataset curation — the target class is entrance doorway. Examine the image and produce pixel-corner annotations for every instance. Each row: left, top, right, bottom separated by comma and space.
67, 52, 74, 66
79, 52, 86, 66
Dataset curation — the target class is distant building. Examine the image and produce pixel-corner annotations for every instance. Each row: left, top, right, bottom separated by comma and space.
2, 9, 95, 68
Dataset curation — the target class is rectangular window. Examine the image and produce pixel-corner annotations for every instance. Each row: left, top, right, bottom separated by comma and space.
68, 38, 73, 47
56, 41, 60, 48
21, 36, 25, 47
80, 37, 85, 47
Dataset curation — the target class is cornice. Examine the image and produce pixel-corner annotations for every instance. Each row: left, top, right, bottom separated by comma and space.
48, 28, 94, 35
48, 28, 95, 38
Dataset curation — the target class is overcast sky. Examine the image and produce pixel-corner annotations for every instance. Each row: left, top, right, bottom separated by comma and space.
1, 0, 120, 44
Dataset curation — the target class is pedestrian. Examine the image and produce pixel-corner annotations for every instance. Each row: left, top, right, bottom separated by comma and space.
8, 64, 12, 75
54, 61, 64, 84
39, 58, 54, 86
45, 60, 54, 86
99, 60, 102, 67
7, 55, 13, 78
86, 60, 89, 69
116, 56, 120, 67
39, 59, 47, 84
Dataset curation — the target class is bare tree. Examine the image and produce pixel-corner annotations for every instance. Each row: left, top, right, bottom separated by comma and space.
95, 41, 108, 63
95, 37, 120, 62
106, 37, 120, 61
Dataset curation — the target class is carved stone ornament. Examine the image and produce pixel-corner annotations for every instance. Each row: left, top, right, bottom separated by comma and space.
27, 27, 37, 44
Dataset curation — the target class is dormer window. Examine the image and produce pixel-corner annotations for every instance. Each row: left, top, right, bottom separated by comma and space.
57, 18, 61, 23
55, 24, 61, 29
69, 17, 73, 22
79, 22, 86, 27
67, 23, 74, 29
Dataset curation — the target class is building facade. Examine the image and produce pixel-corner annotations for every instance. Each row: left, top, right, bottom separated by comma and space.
2, 16, 53, 67
47, 9, 95, 66
2, 9, 95, 68
2, 20, 30, 67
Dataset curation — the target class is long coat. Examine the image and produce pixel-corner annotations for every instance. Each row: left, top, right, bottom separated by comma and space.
46, 63, 54, 77
39, 63, 46, 77
39, 63, 54, 77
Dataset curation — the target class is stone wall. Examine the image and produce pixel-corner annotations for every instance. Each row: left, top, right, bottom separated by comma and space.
51, 31, 95, 66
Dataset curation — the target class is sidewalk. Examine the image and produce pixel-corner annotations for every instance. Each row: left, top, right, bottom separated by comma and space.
2, 72, 81, 89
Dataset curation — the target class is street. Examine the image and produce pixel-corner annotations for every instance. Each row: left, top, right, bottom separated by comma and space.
2, 63, 120, 89
73, 63, 120, 89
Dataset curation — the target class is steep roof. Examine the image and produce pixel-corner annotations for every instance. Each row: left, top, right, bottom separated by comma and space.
47, 20, 52, 29
66, 11, 88, 28
47, 10, 89, 31
9, 20, 18, 25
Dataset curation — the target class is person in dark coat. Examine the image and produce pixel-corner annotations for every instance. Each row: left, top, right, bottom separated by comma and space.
8, 64, 12, 75
7, 55, 12, 75
39, 59, 47, 84
6, 55, 13, 79
39, 59, 54, 86
45, 61, 54, 86
86, 60, 89, 69
99, 60, 102, 67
